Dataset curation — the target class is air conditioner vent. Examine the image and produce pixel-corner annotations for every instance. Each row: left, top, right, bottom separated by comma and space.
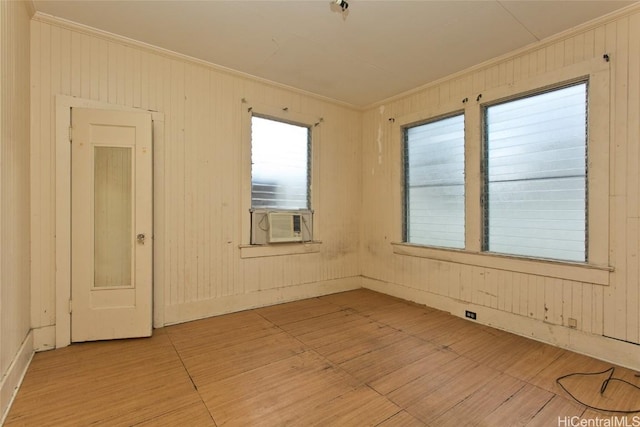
268, 212, 302, 243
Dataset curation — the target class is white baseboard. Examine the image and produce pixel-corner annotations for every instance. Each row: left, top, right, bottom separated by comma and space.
33, 325, 56, 352
164, 276, 363, 326
0, 331, 34, 424
362, 276, 640, 371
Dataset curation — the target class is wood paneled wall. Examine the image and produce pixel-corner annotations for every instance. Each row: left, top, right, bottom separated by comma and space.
361, 7, 640, 366
0, 0, 33, 420
30, 16, 362, 337
29, 4, 639, 368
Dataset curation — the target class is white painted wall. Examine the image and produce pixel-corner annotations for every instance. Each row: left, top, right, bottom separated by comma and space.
29, 14, 362, 347
27, 4, 640, 370
361, 7, 640, 369
0, 0, 33, 421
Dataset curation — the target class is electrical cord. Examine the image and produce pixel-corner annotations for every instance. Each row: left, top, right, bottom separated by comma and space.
556, 367, 640, 413
258, 213, 268, 232
301, 215, 312, 241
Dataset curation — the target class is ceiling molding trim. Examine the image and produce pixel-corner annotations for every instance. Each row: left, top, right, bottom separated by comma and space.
25, 0, 36, 18
366, 1, 640, 111
30, 11, 360, 111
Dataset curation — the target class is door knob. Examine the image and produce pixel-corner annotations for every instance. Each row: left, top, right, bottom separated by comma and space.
137, 233, 146, 244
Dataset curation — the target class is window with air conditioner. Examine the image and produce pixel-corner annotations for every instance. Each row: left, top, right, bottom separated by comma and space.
251, 116, 310, 210
250, 114, 313, 245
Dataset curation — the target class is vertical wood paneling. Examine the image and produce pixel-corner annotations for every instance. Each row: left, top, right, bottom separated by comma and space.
220, 72, 237, 297
28, 7, 640, 369
107, 43, 117, 105
569, 281, 582, 328
605, 17, 630, 341
34, 22, 54, 328
80, 34, 90, 99
115, 43, 126, 106
172, 59, 185, 304
628, 217, 639, 342
592, 286, 604, 336
626, 12, 640, 345
70, 32, 81, 97
631, 17, 640, 209
208, 72, 221, 298
1, 0, 32, 402
31, 16, 363, 332
183, 64, 195, 302
59, 29, 71, 95
139, 52, 149, 110
362, 9, 640, 355
560, 280, 571, 327
29, 16, 41, 329
498, 270, 512, 313
50, 26, 60, 101
132, 48, 141, 108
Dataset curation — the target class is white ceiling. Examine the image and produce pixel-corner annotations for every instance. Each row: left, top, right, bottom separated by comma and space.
33, 0, 635, 108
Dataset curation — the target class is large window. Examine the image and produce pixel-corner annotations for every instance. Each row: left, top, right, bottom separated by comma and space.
484, 82, 588, 262
404, 113, 465, 249
251, 116, 311, 209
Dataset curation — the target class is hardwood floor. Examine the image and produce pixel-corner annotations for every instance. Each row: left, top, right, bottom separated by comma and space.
5, 289, 639, 426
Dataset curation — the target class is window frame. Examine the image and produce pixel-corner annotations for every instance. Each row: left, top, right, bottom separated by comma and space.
480, 79, 589, 263
392, 57, 611, 285
240, 103, 321, 258
402, 110, 466, 249
250, 113, 312, 211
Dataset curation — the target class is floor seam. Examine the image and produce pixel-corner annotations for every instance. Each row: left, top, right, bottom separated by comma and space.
165, 330, 218, 426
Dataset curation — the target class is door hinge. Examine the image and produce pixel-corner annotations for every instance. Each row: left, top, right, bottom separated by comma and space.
69, 126, 73, 143
69, 299, 72, 314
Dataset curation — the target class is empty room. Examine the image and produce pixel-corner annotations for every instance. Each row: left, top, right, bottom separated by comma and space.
1, 0, 640, 425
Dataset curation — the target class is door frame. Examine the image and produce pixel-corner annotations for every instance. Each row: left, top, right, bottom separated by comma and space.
55, 95, 165, 348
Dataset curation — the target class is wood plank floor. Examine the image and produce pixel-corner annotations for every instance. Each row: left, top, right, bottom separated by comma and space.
5, 289, 639, 426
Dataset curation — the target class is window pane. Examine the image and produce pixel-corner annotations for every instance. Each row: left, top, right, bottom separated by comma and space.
405, 114, 465, 248
485, 82, 587, 262
251, 116, 310, 209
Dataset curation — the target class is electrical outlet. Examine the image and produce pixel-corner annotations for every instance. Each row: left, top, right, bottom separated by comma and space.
568, 318, 577, 328
465, 310, 477, 320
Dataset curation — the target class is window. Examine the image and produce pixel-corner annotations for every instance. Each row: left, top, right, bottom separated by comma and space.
251, 116, 311, 210
483, 82, 588, 262
404, 113, 465, 249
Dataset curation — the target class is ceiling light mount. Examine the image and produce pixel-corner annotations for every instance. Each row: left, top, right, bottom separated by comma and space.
334, 0, 349, 12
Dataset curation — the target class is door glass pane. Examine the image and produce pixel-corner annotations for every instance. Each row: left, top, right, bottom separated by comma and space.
94, 147, 132, 288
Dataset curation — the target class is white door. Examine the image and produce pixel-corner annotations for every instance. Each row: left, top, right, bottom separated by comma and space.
71, 108, 153, 342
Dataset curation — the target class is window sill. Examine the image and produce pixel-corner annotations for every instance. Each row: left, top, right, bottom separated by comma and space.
391, 242, 612, 286
240, 241, 322, 259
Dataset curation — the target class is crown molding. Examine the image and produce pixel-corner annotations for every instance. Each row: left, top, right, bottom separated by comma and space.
366, 1, 640, 110
25, 0, 36, 17
31, 11, 360, 111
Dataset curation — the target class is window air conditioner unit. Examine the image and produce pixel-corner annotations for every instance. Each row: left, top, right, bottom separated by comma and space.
268, 212, 303, 243
250, 209, 312, 245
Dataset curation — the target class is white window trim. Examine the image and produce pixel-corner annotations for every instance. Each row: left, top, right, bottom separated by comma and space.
240, 102, 321, 258
391, 98, 467, 247
391, 57, 612, 285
